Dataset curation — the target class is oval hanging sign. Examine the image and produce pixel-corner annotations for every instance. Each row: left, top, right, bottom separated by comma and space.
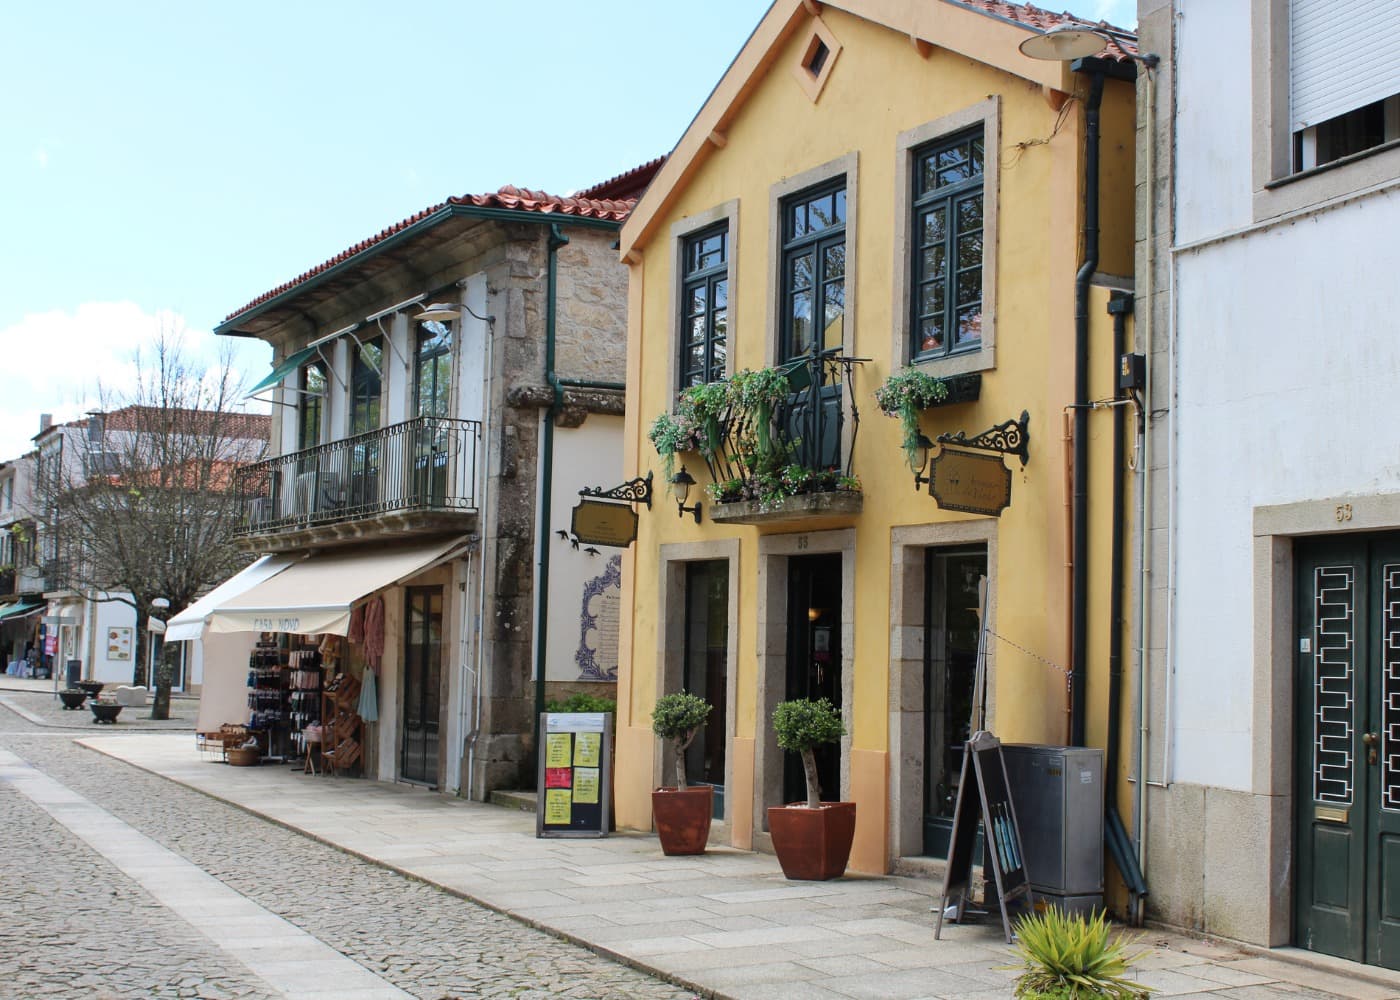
571, 499, 639, 548
929, 448, 1012, 516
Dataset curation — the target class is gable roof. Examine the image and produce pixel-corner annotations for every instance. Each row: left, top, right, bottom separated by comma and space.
222, 183, 641, 328
619, 0, 1137, 257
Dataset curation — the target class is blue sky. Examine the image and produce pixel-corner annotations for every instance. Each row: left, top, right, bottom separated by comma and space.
0, 0, 1135, 459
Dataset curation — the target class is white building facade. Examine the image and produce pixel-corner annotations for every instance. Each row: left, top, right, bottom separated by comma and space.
1138, 0, 1400, 967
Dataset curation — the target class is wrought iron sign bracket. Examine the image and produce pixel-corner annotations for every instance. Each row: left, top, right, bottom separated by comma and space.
579, 471, 653, 509
936, 411, 1031, 467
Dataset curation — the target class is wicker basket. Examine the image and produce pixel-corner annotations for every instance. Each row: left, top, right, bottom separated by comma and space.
225, 746, 261, 767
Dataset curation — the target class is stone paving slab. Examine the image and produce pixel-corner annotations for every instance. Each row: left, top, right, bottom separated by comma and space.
82, 732, 1400, 1000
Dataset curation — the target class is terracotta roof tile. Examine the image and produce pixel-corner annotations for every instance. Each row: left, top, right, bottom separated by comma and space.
225, 172, 652, 324
575, 156, 667, 201
948, 0, 1139, 62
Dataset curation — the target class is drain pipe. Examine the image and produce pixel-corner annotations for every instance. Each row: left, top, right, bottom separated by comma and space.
533, 224, 571, 773
1070, 68, 1106, 747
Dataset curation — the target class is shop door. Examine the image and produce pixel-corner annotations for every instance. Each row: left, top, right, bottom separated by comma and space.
683, 561, 729, 819
784, 554, 842, 804
922, 548, 986, 857
401, 587, 443, 787
1295, 534, 1400, 969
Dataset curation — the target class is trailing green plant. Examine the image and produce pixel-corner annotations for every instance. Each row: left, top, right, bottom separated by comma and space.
729, 367, 791, 475
1008, 908, 1153, 1000
772, 697, 845, 808
874, 367, 950, 471
651, 691, 713, 789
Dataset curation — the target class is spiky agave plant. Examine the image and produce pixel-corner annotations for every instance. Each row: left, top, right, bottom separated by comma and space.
1009, 908, 1153, 1000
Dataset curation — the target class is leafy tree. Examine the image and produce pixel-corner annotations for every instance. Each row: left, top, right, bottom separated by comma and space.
33, 329, 267, 719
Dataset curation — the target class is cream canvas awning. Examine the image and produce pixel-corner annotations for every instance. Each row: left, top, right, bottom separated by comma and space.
166, 555, 299, 642
206, 536, 469, 636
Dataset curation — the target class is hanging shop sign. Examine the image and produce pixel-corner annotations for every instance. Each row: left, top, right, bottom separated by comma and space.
929, 448, 1013, 517
571, 500, 639, 548
569, 473, 652, 548
536, 712, 612, 839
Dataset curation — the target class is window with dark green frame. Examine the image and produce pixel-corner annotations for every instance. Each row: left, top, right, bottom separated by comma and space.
911, 129, 984, 360
414, 320, 453, 417
781, 180, 846, 363
679, 224, 728, 387
297, 361, 326, 451
350, 337, 382, 435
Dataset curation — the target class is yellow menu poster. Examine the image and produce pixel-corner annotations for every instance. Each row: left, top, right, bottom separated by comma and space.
573, 767, 600, 804
545, 732, 572, 768
573, 731, 601, 768
545, 788, 572, 824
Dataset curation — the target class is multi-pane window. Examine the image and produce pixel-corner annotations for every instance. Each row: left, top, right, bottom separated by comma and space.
679, 225, 728, 387
414, 320, 453, 417
781, 182, 846, 362
912, 130, 984, 360
350, 337, 382, 435
298, 361, 325, 451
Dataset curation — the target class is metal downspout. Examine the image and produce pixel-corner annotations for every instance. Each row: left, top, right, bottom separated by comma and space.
1107, 291, 1130, 802
1070, 69, 1106, 747
533, 223, 570, 772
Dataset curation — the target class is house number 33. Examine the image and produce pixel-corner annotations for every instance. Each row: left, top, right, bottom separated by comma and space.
1335, 503, 1353, 523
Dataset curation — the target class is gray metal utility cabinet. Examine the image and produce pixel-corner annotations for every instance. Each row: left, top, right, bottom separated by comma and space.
1001, 744, 1104, 914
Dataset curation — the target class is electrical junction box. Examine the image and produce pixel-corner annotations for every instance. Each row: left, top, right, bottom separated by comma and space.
1001, 744, 1104, 915
1118, 353, 1146, 391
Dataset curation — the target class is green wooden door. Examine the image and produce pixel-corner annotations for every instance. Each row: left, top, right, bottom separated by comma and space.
1295, 534, 1400, 969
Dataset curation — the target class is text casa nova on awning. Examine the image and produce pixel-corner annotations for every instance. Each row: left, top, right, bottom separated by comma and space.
205, 536, 470, 637
166, 554, 300, 642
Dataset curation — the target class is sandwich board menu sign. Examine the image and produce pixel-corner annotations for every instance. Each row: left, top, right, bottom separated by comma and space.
536, 712, 612, 839
934, 730, 1033, 943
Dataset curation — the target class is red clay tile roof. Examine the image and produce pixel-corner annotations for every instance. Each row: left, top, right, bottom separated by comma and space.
225, 174, 651, 324
576, 156, 667, 202
949, 0, 1139, 61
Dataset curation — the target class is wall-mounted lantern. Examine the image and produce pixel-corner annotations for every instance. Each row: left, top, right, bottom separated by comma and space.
911, 433, 936, 491
670, 467, 703, 524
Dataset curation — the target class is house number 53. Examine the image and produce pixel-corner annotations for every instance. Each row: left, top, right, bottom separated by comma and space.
1335, 503, 1353, 523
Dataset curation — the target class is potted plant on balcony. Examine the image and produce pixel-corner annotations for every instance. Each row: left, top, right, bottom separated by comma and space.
650, 691, 714, 856
768, 697, 855, 880
874, 368, 951, 470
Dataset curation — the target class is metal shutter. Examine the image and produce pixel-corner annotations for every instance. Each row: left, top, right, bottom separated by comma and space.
1291, 0, 1400, 131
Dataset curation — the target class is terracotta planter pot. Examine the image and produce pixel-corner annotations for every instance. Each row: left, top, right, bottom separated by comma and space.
767, 801, 856, 881
651, 785, 713, 856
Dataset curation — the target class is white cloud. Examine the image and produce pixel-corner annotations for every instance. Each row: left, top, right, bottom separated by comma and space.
0, 302, 270, 460
33, 147, 48, 169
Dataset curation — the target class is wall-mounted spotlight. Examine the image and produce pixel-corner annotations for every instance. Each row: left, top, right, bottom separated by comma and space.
911, 433, 935, 490
670, 467, 703, 524
414, 302, 463, 323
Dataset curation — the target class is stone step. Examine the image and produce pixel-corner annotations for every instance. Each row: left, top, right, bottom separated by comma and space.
489, 788, 537, 812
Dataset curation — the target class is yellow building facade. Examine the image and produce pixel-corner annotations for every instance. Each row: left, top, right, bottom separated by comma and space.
615, 0, 1137, 877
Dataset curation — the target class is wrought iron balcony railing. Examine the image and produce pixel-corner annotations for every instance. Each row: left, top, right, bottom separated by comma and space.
234, 416, 481, 537
699, 349, 865, 492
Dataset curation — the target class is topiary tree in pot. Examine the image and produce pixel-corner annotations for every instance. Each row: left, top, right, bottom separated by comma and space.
768, 697, 855, 880
650, 691, 714, 856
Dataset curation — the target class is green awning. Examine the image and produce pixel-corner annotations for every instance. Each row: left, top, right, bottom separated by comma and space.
0, 601, 41, 622
246, 345, 318, 397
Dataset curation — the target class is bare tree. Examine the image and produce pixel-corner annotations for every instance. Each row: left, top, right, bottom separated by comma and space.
34, 328, 268, 719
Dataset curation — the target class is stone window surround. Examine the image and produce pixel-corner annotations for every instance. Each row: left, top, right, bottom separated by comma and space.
1250, 0, 1400, 222
891, 96, 1001, 378
751, 528, 856, 852
1251, 490, 1400, 946
887, 519, 998, 860
790, 12, 843, 104
654, 538, 742, 832
666, 201, 741, 399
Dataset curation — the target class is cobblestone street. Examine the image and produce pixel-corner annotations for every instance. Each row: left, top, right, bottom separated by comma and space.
0, 701, 694, 1000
